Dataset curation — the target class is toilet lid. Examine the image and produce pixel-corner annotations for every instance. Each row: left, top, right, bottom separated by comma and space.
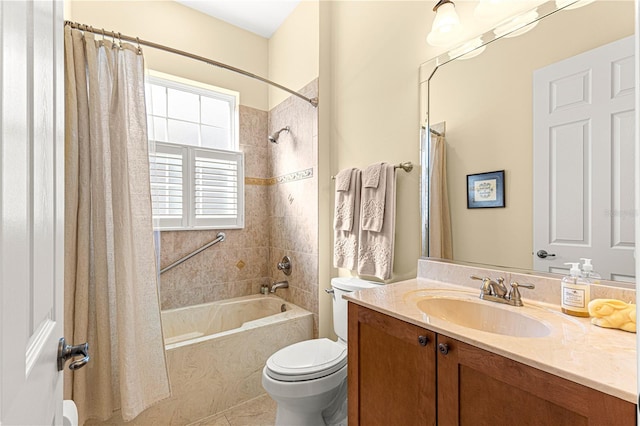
265, 338, 347, 382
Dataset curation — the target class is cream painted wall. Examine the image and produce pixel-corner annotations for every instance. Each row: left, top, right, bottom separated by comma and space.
268, 1, 319, 109
68, 1, 269, 110
429, 1, 633, 270
323, 1, 432, 283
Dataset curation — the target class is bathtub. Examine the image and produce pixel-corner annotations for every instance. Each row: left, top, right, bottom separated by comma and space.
126, 294, 313, 425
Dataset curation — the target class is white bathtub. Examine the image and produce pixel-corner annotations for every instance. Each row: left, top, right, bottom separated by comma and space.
122, 294, 313, 425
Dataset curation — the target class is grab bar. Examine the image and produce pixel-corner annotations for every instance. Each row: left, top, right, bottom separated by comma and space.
160, 232, 226, 275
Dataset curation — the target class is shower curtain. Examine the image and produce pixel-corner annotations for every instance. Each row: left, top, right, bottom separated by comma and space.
63, 27, 170, 423
429, 133, 453, 259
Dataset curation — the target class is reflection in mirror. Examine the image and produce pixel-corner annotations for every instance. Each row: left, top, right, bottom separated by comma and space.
420, 0, 635, 288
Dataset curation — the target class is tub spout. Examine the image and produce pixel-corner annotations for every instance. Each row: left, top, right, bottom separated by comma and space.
270, 280, 289, 293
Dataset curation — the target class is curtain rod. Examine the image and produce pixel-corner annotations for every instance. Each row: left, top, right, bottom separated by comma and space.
64, 21, 319, 108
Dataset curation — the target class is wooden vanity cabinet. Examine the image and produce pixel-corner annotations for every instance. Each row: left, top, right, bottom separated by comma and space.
348, 303, 637, 426
437, 334, 636, 425
347, 303, 437, 425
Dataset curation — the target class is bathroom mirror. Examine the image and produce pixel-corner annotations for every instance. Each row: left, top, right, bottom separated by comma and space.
420, 0, 636, 287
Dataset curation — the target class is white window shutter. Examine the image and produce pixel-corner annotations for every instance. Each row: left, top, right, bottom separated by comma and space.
150, 142, 244, 230
192, 148, 244, 229
150, 143, 186, 229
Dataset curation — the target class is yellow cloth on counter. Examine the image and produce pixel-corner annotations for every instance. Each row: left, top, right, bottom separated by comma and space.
588, 299, 636, 333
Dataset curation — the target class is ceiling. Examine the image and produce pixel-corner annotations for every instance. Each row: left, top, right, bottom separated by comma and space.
175, 0, 301, 38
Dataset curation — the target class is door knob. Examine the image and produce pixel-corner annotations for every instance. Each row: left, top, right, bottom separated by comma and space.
536, 250, 556, 259
57, 337, 90, 371
418, 335, 429, 346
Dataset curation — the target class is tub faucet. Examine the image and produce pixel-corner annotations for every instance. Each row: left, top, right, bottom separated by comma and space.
270, 280, 289, 293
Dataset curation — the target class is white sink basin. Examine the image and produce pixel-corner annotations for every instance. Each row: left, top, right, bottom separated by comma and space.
416, 297, 551, 338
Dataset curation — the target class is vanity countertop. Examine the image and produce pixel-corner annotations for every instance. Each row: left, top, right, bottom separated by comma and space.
344, 277, 637, 404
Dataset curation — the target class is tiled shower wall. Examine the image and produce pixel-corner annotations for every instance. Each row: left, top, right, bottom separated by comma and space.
159, 80, 319, 336
159, 105, 271, 309
268, 80, 319, 335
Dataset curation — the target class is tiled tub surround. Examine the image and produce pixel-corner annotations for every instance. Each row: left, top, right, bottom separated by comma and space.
89, 295, 313, 425
344, 258, 637, 403
268, 80, 319, 336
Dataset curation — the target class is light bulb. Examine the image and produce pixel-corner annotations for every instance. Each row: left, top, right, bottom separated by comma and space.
427, 1, 463, 47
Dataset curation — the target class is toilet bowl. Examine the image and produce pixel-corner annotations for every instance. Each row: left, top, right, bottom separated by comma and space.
63, 400, 78, 426
262, 277, 380, 426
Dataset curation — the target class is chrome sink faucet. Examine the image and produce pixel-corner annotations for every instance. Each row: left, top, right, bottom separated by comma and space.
270, 280, 289, 293
470, 275, 535, 307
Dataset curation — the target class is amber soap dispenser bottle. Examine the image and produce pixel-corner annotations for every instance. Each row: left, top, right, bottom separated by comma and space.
561, 262, 591, 317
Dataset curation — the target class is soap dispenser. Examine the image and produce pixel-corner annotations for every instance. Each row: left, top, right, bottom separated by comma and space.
580, 258, 601, 284
561, 262, 591, 317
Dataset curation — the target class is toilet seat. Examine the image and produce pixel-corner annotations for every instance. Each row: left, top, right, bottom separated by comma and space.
265, 338, 347, 382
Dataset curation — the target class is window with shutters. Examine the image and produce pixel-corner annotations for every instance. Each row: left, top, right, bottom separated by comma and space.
146, 73, 243, 230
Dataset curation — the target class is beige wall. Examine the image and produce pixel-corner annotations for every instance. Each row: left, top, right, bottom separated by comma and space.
268, 1, 320, 109
428, 1, 634, 270
68, 0, 270, 109
322, 0, 432, 281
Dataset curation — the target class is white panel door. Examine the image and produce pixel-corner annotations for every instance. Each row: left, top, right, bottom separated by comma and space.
1, 1, 65, 424
533, 36, 635, 282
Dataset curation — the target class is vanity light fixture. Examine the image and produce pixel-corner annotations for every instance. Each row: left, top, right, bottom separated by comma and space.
426, 0, 463, 47
494, 10, 539, 39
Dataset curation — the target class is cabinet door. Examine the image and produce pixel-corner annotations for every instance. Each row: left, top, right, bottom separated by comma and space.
437, 335, 636, 426
348, 303, 436, 426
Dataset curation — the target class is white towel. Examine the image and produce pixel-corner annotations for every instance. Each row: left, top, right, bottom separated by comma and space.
360, 162, 387, 232
335, 168, 352, 192
334, 170, 361, 270
357, 163, 396, 280
363, 162, 383, 188
334, 168, 357, 231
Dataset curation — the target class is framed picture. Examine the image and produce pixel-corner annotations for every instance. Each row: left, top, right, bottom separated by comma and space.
467, 170, 505, 209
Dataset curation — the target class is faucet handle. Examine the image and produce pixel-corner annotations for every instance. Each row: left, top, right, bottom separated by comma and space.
508, 281, 535, 306
511, 282, 534, 290
470, 275, 491, 295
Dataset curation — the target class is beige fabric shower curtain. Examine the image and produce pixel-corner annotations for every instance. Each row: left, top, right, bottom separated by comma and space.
429, 133, 453, 259
63, 27, 170, 424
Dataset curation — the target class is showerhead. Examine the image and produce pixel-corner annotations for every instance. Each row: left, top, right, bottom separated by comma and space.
268, 126, 290, 144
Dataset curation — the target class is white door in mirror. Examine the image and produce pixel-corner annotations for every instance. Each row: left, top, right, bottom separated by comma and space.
533, 35, 635, 282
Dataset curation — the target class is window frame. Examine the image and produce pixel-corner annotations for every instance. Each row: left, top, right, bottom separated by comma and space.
146, 71, 243, 231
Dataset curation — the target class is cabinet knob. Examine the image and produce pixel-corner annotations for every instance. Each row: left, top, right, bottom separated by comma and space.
418, 335, 429, 346
438, 343, 449, 355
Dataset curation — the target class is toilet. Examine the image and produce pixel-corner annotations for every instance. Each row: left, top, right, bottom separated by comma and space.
262, 277, 380, 426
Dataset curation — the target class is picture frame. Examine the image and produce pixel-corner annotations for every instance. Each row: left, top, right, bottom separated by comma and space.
467, 170, 505, 209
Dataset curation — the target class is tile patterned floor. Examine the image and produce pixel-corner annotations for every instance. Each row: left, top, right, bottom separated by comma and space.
187, 394, 277, 426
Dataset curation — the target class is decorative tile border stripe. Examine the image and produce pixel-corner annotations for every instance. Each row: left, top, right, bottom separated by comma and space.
275, 168, 313, 184
245, 168, 313, 186
244, 177, 272, 186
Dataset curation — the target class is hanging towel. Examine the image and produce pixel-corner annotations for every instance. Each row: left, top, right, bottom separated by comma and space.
334, 169, 361, 270
363, 162, 383, 188
358, 163, 396, 280
335, 167, 352, 192
360, 162, 387, 232
334, 168, 357, 231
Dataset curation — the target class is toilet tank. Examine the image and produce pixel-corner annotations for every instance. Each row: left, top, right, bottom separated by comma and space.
331, 277, 381, 342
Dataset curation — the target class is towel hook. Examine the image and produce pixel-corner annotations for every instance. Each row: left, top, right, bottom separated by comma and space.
136, 37, 142, 55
